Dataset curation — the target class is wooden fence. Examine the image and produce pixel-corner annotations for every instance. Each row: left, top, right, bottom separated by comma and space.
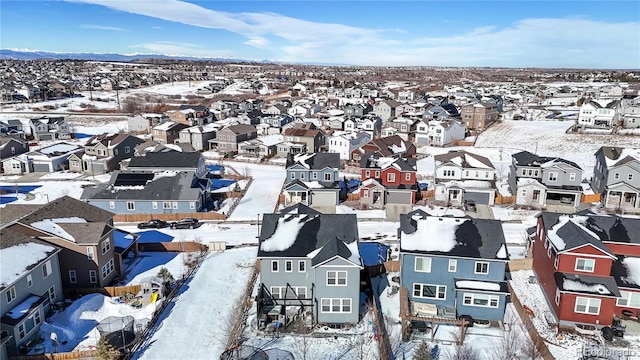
495, 194, 516, 204
383, 260, 399, 272
347, 193, 360, 201
222, 263, 260, 354
371, 281, 393, 360
508, 283, 554, 360
104, 285, 141, 297
581, 193, 601, 203
508, 258, 533, 271
420, 189, 435, 199
63, 284, 142, 298
9, 350, 98, 360
113, 212, 226, 223
138, 241, 208, 253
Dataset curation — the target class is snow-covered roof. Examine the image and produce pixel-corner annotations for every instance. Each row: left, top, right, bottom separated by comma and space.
260, 215, 316, 252
3, 295, 42, 319
622, 257, 640, 286
30, 217, 87, 242
0, 242, 57, 287
456, 280, 501, 292
546, 215, 600, 251
563, 279, 611, 295
401, 217, 468, 252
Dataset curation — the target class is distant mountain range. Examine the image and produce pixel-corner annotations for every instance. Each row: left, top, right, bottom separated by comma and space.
0, 49, 269, 63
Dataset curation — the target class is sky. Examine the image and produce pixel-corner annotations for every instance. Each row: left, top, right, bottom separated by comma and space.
1, 1, 639, 68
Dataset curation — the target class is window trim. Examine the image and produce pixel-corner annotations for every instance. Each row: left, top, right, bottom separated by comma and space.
89, 270, 97, 284
69, 270, 77, 283
6, 286, 16, 303
448, 259, 457, 272
617, 291, 640, 308
320, 298, 352, 313
474, 261, 490, 275
575, 258, 595, 273
327, 270, 347, 286
298, 260, 306, 273
271, 260, 279, 272
126, 201, 135, 211
413, 283, 447, 300
285, 260, 293, 272
574, 296, 601, 315
462, 293, 500, 308
415, 257, 432, 273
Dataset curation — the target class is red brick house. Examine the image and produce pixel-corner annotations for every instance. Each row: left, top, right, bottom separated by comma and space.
359, 152, 418, 206
532, 212, 640, 329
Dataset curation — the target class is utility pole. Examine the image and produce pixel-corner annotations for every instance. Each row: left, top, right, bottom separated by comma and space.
115, 72, 121, 112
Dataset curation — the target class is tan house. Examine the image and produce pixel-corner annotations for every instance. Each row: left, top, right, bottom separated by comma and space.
460, 102, 498, 134
152, 121, 189, 144
282, 127, 326, 153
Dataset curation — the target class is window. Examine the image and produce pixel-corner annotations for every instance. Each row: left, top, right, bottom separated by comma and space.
285, 260, 293, 272
101, 240, 110, 255
575, 297, 601, 315
554, 255, 559, 269
27, 274, 32, 287
312, 172, 318, 180
300, 172, 305, 180
163, 201, 172, 209
172, 202, 178, 209
271, 261, 279, 272
415, 257, 432, 273
109, 201, 115, 209
320, 298, 351, 313
570, 173, 576, 182
34, 310, 41, 325
386, 173, 396, 182
298, 261, 306, 272
375, 171, 380, 178
617, 291, 640, 308
547, 246, 552, 258
18, 324, 25, 339
575, 258, 595, 272
463, 293, 499, 308
290, 173, 295, 179
6, 286, 16, 303
405, 173, 411, 181
189, 202, 196, 210
327, 271, 347, 286
547, 172, 558, 182
89, 270, 97, 284
413, 283, 446, 300
448, 259, 457, 272
614, 173, 620, 180
42, 261, 51, 278
629, 174, 634, 181
555, 288, 561, 305
474, 261, 489, 275
69, 270, 77, 283
152, 201, 158, 209
87, 247, 95, 260
270, 286, 283, 299
125, 146, 130, 153
295, 287, 307, 299
48, 286, 56, 302
324, 173, 331, 181
114, 148, 119, 155
443, 170, 455, 177
101, 258, 114, 279
126, 201, 135, 211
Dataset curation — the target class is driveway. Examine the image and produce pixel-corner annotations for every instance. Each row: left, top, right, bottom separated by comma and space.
545, 203, 577, 213
465, 204, 494, 219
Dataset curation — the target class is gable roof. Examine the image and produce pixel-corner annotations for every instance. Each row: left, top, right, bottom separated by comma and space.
285, 152, 340, 170
512, 151, 581, 170
128, 151, 202, 169
310, 236, 360, 267
596, 146, 640, 168
554, 272, 620, 297
541, 212, 640, 247
81, 170, 201, 201
399, 213, 507, 260
0, 226, 59, 289
360, 152, 416, 172
224, 124, 257, 134
19, 196, 114, 224
434, 150, 495, 169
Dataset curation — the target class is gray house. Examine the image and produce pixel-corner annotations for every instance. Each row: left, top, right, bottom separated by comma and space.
283, 152, 341, 214
399, 210, 510, 324
509, 151, 583, 207
126, 151, 207, 179
3, 142, 83, 174
0, 136, 29, 173
81, 170, 205, 214
592, 146, 640, 212
68, 133, 144, 175
127, 114, 169, 134
29, 116, 71, 141
0, 228, 63, 358
177, 124, 218, 151
211, 124, 258, 153
257, 204, 363, 327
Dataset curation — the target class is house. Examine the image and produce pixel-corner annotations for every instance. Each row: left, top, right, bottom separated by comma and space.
327, 132, 371, 161
69, 133, 144, 175
126, 151, 207, 179
177, 123, 218, 151
282, 127, 326, 153
617, 95, 640, 129
257, 115, 294, 135
240, 99, 264, 112
373, 100, 402, 121
127, 113, 169, 134
238, 135, 282, 158
531, 213, 640, 328
592, 146, 640, 212
0, 119, 27, 139
283, 153, 341, 214
0, 136, 29, 173
210, 124, 258, 153
509, 151, 584, 208
81, 170, 206, 214
460, 102, 498, 134
168, 105, 212, 126
353, 135, 416, 163
359, 153, 418, 212
263, 103, 289, 116
433, 151, 497, 205
151, 121, 188, 144
415, 119, 466, 147
399, 210, 510, 323
0, 228, 63, 357
256, 204, 362, 326
344, 103, 372, 118
277, 142, 307, 158
577, 100, 619, 129
29, 116, 71, 141
8, 196, 118, 289
388, 116, 420, 141
3, 142, 83, 174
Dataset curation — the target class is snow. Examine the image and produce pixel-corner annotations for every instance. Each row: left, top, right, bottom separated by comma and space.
30, 219, 76, 242
401, 217, 468, 252
496, 243, 509, 259
562, 279, 611, 295
547, 215, 601, 251
0, 242, 57, 287
623, 257, 640, 286
260, 214, 316, 252
605, 148, 640, 167
455, 280, 501, 291
4, 296, 42, 319
38, 143, 80, 155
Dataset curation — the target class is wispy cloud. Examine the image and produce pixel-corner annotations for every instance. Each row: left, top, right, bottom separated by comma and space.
130, 41, 236, 58
80, 24, 125, 31
151, 26, 162, 30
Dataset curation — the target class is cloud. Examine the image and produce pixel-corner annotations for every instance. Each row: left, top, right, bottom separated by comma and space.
80, 24, 125, 31
130, 41, 236, 58
151, 26, 162, 30
244, 37, 269, 49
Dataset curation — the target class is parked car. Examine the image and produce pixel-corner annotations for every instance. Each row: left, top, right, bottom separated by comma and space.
137, 219, 169, 229
170, 218, 201, 229
464, 200, 477, 212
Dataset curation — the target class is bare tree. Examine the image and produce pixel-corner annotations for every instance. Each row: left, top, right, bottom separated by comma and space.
446, 326, 479, 360
291, 317, 312, 360
489, 320, 521, 360
519, 320, 542, 360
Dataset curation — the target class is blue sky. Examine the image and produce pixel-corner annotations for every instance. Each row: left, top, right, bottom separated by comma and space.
1, 0, 639, 68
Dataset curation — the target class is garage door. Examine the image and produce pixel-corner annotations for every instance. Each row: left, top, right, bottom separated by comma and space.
464, 191, 491, 204
32, 163, 51, 172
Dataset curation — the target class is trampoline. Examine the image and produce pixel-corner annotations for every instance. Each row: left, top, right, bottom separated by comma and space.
220, 345, 293, 360
97, 316, 137, 350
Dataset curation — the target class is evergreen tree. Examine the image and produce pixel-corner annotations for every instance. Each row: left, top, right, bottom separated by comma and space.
96, 336, 120, 360
412, 340, 433, 360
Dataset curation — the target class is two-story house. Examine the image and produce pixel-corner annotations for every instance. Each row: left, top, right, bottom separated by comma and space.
577, 100, 619, 129
326, 131, 371, 161
0, 136, 29, 173
168, 105, 213, 126
509, 151, 584, 208
256, 204, 362, 327
4, 142, 83, 174
343, 103, 372, 118
238, 134, 282, 158
211, 124, 258, 154
177, 123, 218, 151
421, 120, 466, 147
257, 115, 294, 135
0, 119, 27, 139
68, 133, 144, 175
283, 153, 341, 214
282, 127, 326, 153
592, 146, 640, 213
152, 121, 188, 144
29, 116, 71, 141
127, 113, 169, 134
352, 135, 416, 164
399, 210, 510, 323
460, 102, 498, 134
359, 153, 418, 210
531, 212, 640, 329
374, 100, 402, 121
1, 228, 63, 357
433, 150, 497, 206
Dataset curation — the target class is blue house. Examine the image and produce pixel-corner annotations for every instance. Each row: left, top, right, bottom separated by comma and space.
283, 152, 341, 214
398, 209, 510, 323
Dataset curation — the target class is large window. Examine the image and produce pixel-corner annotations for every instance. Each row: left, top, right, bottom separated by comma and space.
42, 261, 51, 278
415, 257, 432, 273
475, 261, 490, 275
575, 297, 601, 315
327, 271, 347, 286
575, 258, 595, 272
270, 286, 284, 299
6, 286, 16, 303
324, 173, 331, 181
18, 323, 25, 339
463, 293, 499, 308
163, 201, 172, 209
48, 286, 56, 302
101, 258, 114, 279
320, 298, 351, 313
413, 283, 446, 300
387, 173, 396, 182
617, 291, 640, 308
548, 172, 558, 182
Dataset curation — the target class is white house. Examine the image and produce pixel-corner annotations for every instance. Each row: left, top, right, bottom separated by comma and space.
433, 150, 497, 205
577, 99, 619, 128
416, 119, 465, 146
326, 131, 371, 160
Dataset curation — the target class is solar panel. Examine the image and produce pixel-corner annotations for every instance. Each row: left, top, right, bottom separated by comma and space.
113, 172, 155, 186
